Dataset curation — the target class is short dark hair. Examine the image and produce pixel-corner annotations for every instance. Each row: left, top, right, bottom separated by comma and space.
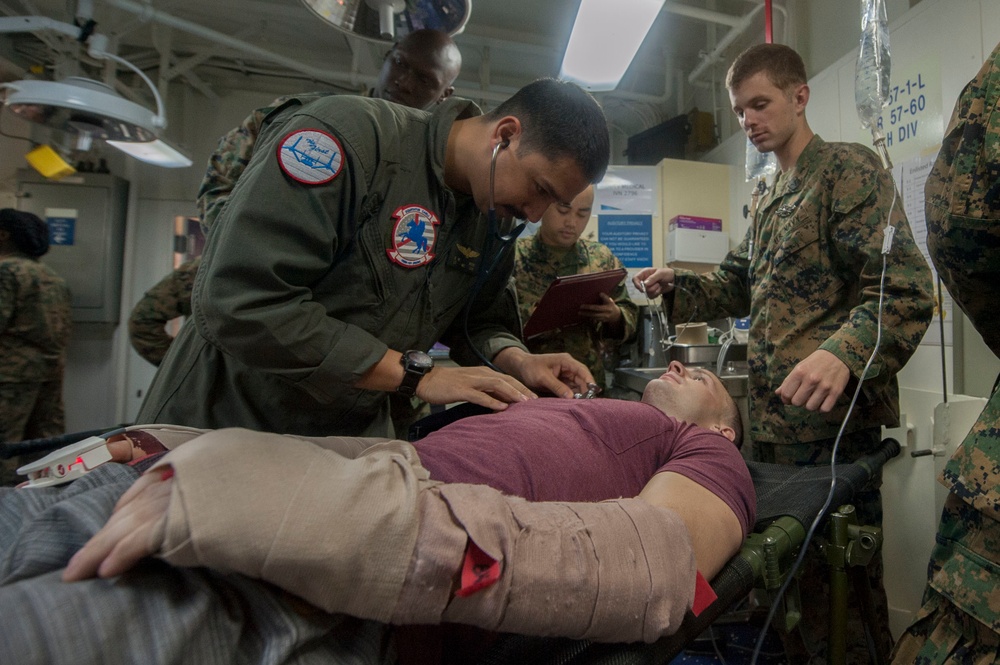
0, 208, 50, 258
485, 78, 610, 184
726, 43, 807, 93
722, 392, 744, 450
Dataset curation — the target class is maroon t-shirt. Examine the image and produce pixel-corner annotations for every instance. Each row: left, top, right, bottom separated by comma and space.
414, 398, 756, 538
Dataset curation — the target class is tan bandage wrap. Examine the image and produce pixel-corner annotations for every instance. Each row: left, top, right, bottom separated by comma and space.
150, 428, 430, 623
393, 484, 697, 643
148, 428, 696, 641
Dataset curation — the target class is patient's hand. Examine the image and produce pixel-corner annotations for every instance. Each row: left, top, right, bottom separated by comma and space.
62, 466, 173, 582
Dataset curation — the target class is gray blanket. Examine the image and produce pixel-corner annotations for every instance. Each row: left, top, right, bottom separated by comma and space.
0, 463, 395, 665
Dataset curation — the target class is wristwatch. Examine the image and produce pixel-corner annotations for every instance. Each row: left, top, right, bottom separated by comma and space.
397, 350, 433, 396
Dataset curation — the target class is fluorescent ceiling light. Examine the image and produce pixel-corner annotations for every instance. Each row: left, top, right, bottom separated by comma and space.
106, 138, 193, 168
559, 0, 666, 91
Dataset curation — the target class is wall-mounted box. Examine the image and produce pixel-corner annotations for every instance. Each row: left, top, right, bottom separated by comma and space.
666, 227, 729, 264
669, 215, 722, 232
16, 170, 129, 323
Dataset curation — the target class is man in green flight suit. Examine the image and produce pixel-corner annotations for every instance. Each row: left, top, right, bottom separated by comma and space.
138, 78, 610, 438
891, 40, 1000, 665
514, 185, 638, 390
635, 43, 935, 663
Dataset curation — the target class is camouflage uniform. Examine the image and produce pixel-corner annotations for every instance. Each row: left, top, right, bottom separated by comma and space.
0, 254, 72, 485
514, 234, 638, 390
673, 135, 934, 663
891, 41, 1000, 665
128, 258, 200, 365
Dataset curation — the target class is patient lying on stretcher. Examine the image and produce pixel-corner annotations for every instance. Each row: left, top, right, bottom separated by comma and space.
1, 361, 754, 661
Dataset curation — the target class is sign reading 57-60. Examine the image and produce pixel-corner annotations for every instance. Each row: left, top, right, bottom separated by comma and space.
872, 58, 941, 157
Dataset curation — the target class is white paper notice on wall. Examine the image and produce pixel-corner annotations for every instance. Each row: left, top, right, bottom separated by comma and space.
892, 152, 953, 346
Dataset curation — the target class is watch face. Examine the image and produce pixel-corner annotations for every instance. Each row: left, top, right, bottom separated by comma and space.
406, 350, 433, 371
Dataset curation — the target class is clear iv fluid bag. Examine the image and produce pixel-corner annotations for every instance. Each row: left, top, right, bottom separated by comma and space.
745, 136, 777, 182
855, 0, 891, 129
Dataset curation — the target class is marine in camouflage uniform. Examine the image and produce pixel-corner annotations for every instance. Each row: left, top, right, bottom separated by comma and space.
514, 186, 638, 391
128, 257, 200, 366
657, 44, 934, 663
0, 209, 73, 486
890, 41, 1000, 665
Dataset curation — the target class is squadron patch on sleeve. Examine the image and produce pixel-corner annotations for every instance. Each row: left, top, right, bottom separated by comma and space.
277, 129, 344, 184
387, 205, 440, 268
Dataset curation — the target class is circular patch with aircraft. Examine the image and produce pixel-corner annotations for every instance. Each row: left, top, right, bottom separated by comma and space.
277, 129, 344, 184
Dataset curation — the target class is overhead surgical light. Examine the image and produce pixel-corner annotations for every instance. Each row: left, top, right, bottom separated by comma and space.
300, 0, 471, 42
0, 15, 190, 168
3, 77, 158, 142
560, 0, 666, 91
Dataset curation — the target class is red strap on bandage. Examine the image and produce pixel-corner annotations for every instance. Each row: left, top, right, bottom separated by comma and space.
454, 540, 500, 598
691, 571, 717, 616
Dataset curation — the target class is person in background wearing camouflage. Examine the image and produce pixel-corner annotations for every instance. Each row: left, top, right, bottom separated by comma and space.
0, 209, 72, 486
634, 43, 934, 663
197, 28, 462, 232
890, 41, 1000, 665
128, 258, 199, 366
514, 185, 637, 391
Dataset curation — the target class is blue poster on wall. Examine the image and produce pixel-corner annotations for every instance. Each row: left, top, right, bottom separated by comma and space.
598, 214, 652, 268
45, 208, 77, 246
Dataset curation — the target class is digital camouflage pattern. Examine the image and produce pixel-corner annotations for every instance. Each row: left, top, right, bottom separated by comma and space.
514, 234, 638, 390
0, 254, 72, 484
128, 258, 200, 365
890, 41, 1000, 664
196, 92, 334, 231
672, 135, 934, 445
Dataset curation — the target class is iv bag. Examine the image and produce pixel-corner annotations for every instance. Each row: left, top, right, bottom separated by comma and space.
855, 0, 891, 129
745, 136, 777, 182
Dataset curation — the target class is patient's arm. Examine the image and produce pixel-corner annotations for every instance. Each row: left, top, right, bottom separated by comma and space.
637, 471, 743, 578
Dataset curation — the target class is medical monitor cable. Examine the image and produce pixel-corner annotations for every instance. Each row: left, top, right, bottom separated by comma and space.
750, 186, 899, 665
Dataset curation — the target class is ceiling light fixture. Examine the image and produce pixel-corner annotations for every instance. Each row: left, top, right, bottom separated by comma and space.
300, 0, 471, 42
560, 0, 666, 91
0, 14, 190, 168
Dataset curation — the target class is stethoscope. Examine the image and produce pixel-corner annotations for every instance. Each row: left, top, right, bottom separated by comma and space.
462, 138, 526, 371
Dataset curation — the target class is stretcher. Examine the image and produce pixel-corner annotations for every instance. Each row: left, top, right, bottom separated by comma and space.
468, 437, 901, 665
1, 414, 899, 665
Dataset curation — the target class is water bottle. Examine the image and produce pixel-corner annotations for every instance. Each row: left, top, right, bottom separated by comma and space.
733, 317, 750, 344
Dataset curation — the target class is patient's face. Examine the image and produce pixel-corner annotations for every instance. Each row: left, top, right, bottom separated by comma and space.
641, 361, 729, 429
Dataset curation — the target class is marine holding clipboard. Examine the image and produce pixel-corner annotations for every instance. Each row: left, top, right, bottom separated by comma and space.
514, 185, 639, 391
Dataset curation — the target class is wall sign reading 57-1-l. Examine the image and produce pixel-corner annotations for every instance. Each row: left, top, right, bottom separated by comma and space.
872, 58, 941, 155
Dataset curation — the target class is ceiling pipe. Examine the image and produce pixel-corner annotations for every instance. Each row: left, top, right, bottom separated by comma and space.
98, 0, 366, 88
687, 3, 765, 85
663, 2, 741, 28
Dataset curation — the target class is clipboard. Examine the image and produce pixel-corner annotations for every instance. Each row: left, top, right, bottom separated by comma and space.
522, 268, 628, 339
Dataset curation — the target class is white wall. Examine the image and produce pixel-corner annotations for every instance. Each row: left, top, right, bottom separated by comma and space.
703, 0, 1000, 635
